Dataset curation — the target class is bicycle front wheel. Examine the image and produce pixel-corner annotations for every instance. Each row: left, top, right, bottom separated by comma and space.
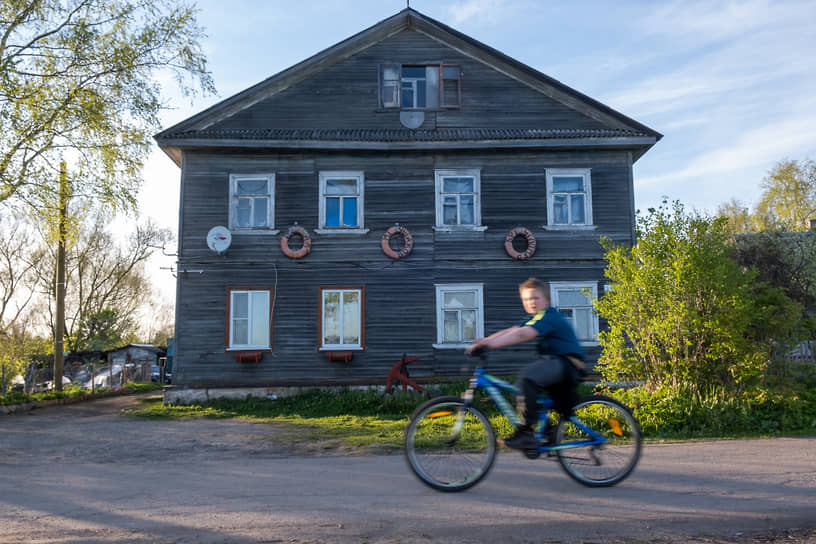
556, 394, 642, 487
404, 396, 496, 492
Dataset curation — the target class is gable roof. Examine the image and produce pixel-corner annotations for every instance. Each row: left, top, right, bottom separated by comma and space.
156, 8, 661, 163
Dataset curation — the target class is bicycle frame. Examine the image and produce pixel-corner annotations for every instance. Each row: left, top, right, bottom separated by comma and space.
465, 366, 607, 454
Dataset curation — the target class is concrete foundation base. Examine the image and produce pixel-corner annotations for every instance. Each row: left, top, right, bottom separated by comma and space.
162, 384, 391, 405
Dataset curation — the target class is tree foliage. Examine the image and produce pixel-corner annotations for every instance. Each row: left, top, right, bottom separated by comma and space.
0, 0, 214, 209
717, 159, 816, 233
734, 231, 816, 313
756, 159, 816, 231
31, 211, 172, 351
0, 215, 44, 330
596, 201, 801, 393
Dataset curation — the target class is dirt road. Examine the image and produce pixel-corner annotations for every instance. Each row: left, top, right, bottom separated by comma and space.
1, 394, 815, 543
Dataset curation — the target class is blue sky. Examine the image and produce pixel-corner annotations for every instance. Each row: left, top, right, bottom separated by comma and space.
142, 0, 816, 295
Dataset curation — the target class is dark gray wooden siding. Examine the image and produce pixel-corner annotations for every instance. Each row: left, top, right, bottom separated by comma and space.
208, 29, 608, 133
172, 148, 633, 386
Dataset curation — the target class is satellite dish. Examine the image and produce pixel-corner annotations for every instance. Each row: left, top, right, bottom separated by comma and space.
400, 111, 425, 129
206, 226, 232, 255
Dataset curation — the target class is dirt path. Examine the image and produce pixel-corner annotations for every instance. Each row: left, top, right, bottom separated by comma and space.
2, 395, 815, 544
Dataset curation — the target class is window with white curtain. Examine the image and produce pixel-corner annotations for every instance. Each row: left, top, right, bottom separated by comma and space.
549, 282, 599, 345
434, 284, 484, 348
227, 288, 272, 350
319, 287, 364, 350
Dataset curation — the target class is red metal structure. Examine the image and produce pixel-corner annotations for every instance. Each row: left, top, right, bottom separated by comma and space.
385, 354, 427, 395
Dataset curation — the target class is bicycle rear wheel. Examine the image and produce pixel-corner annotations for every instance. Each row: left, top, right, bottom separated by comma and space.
404, 396, 496, 492
555, 394, 641, 487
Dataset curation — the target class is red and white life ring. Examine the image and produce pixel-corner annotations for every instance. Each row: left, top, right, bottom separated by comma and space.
381, 225, 414, 260
281, 225, 312, 259
504, 227, 536, 260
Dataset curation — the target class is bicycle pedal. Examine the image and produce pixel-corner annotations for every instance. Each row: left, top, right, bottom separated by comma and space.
523, 448, 540, 460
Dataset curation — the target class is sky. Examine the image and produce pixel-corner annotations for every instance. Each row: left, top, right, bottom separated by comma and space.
138, 0, 816, 299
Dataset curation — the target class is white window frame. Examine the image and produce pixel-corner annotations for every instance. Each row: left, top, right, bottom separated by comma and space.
434, 169, 486, 232
544, 168, 595, 230
319, 287, 364, 351
227, 288, 272, 351
549, 281, 599, 346
316, 171, 368, 234
379, 63, 460, 110
228, 174, 277, 233
434, 284, 485, 349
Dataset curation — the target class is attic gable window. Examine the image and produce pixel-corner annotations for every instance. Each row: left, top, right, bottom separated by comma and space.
380, 63, 460, 109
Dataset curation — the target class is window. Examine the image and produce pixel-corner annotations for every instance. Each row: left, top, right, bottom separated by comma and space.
319, 287, 364, 350
227, 288, 272, 350
434, 284, 484, 348
318, 171, 365, 232
229, 174, 275, 231
435, 169, 484, 230
546, 169, 593, 228
379, 63, 460, 109
549, 282, 599, 345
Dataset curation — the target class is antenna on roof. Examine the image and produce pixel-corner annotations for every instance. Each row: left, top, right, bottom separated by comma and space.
407, 0, 410, 7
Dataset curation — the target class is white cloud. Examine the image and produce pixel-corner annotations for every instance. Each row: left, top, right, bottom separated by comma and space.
445, 0, 510, 25
638, 113, 816, 193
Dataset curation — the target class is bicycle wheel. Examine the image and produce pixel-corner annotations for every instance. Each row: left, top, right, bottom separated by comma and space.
404, 396, 496, 492
555, 394, 641, 487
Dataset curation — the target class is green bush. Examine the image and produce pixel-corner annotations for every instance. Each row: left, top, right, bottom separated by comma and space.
0, 381, 161, 405
604, 383, 816, 438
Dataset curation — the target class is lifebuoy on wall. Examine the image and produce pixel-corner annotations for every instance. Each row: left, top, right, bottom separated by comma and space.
281, 224, 312, 259
504, 227, 536, 260
381, 224, 414, 260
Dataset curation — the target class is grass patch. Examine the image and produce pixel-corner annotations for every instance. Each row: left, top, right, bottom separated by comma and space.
1, 381, 163, 405
126, 381, 816, 452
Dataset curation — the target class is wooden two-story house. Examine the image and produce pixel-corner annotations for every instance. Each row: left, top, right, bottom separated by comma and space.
155, 8, 661, 389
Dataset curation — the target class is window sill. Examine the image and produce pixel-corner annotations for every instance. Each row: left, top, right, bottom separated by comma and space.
432, 226, 488, 232
230, 229, 280, 235
319, 347, 364, 352
433, 343, 471, 350
541, 225, 597, 232
314, 228, 370, 235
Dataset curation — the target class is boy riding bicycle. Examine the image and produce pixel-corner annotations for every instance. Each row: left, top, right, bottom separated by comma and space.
465, 277, 585, 451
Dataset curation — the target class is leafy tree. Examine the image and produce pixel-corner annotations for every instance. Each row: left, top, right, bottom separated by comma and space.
715, 198, 753, 236
0, 214, 45, 333
596, 201, 801, 393
718, 159, 816, 233
75, 308, 138, 351
734, 231, 816, 312
0, 0, 214, 209
755, 159, 816, 232
32, 212, 172, 352
0, 320, 49, 395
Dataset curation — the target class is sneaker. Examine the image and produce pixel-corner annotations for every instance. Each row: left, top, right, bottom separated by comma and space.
500, 428, 538, 451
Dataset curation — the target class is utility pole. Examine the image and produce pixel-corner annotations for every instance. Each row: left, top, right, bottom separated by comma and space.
54, 161, 68, 392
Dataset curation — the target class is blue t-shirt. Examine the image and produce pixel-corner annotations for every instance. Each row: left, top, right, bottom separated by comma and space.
518, 306, 584, 358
